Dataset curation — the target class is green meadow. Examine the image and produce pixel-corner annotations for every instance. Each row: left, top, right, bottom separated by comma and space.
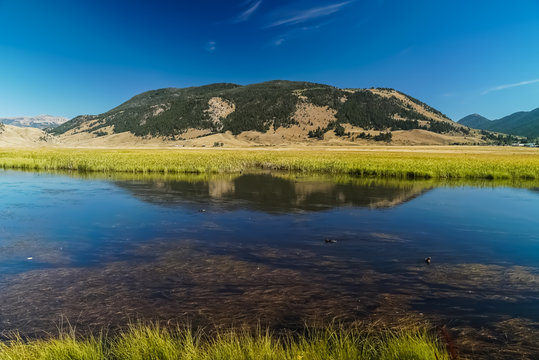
0, 324, 451, 360
0, 147, 538, 180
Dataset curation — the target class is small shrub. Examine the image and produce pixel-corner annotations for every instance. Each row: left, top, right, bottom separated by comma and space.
373, 132, 392, 142
308, 127, 325, 140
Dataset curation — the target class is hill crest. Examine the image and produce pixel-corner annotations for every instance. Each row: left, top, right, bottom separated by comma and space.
52, 81, 477, 146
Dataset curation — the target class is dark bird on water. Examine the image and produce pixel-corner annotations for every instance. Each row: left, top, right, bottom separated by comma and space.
325, 238, 337, 244
425, 257, 431, 264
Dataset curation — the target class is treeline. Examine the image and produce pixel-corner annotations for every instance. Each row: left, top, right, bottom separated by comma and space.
337, 90, 426, 129
52, 81, 466, 138
357, 131, 392, 142
54, 81, 325, 137
308, 123, 392, 142
480, 130, 523, 145
219, 82, 311, 134
307, 121, 347, 140
303, 88, 465, 135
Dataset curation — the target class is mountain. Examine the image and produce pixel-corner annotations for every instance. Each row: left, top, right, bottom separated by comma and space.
458, 108, 539, 138
0, 115, 68, 129
52, 81, 475, 145
458, 113, 491, 128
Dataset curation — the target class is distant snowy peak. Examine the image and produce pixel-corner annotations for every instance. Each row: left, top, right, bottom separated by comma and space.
0, 115, 69, 129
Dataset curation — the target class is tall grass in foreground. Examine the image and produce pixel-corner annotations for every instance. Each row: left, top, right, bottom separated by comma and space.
0, 147, 538, 180
0, 324, 452, 360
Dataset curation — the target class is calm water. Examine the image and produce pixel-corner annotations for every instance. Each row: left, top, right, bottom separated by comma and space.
1, 170, 538, 357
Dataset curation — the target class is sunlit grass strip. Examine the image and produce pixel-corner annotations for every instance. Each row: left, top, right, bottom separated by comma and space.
0, 148, 538, 179
0, 324, 451, 360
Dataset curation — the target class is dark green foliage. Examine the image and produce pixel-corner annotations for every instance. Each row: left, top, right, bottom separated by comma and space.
459, 108, 539, 138
219, 81, 312, 134
428, 121, 462, 134
53, 81, 321, 137
302, 86, 343, 108
52, 115, 99, 135
144, 97, 214, 136
334, 123, 346, 136
480, 130, 521, 145
307, 121, 346, 138
356, 131, 392, 142
390, 119, 421, 131
308, 127, 325, 140
528, 136, 539, 145
394, 90, 451, 119
335, 89, 461, 134
460, 127, 470, 135
373, 132, 392, 142
336, 90, 433, 130
357, 132, 371, 139
52, 81, 462, 139
458, 113, 491, 128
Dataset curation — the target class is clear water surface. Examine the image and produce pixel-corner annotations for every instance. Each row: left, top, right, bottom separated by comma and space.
1, 169, 538, 357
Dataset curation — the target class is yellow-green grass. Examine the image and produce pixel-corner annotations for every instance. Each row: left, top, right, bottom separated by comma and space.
1, 147, 538, 179
0, 324, 451, 360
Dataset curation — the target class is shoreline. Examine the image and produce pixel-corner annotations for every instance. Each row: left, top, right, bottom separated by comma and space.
1, 146, 538, 180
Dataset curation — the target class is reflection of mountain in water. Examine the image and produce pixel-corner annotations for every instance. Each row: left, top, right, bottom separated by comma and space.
115, 174, 433, 212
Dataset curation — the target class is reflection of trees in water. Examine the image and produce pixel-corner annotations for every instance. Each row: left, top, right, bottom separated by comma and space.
208, 179, 235, 198
114, 174, 434, 212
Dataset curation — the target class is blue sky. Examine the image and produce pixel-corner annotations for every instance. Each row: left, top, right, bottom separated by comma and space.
1, 0, 539, 120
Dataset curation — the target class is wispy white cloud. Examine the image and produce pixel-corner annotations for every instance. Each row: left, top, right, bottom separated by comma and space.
482, 78, 539, 95
235, 0, 263, 22
274, 38, 285, 46
266, 1, 352, 28
206, 41, 216, 52
271, 22, 328, 47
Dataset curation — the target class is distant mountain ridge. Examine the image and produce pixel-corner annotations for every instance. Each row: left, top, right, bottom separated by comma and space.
52, 81, 471, 144
0, 115, 68, 129
458, 114, 491, 128
458, 108, 539, 138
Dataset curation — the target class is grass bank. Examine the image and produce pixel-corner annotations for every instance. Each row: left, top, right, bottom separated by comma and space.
1, 147, 538, 179
0, 324, 452, 360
